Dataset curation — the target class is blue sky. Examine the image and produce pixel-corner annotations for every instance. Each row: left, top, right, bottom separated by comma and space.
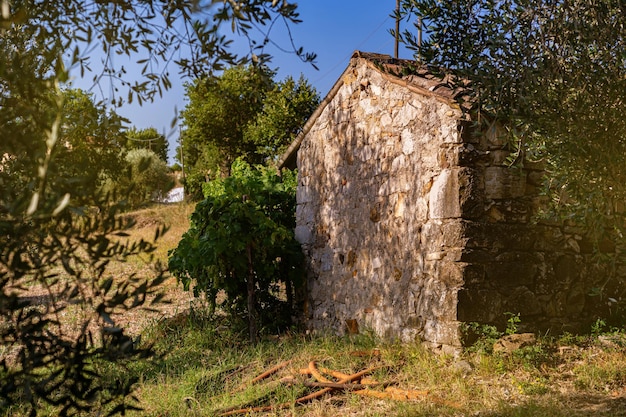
73, 1, 416, 163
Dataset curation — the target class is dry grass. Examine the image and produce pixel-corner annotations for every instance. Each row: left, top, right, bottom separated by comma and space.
8, 202, 196, 343
110, 202, 197, 334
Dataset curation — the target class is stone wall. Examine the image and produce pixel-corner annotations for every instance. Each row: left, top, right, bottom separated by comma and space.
455, 124, 609, 337
295, 55, 612, 351
296, 59, 466, 348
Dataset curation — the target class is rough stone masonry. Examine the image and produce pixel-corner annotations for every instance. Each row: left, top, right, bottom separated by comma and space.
279, 51, 618, 352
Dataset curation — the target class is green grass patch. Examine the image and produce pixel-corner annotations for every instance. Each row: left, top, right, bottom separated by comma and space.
87, 311, 625, 417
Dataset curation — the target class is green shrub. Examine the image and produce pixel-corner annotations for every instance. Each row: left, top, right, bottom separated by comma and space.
168, 159, 303, 342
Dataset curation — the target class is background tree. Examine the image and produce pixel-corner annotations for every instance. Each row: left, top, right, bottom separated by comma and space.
120, 148, 174, 207
180, 66, 319, 197
51, 89, 126, 204
0, 0, 314, 414
396, 0, 626, 301
245, 75, 320, 161
181, 65, 276, 180
124, 127, 169, 163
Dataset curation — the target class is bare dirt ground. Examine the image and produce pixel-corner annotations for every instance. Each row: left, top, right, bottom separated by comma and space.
7, 202, 196, 351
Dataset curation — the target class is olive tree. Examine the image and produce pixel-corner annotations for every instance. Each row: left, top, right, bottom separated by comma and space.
396, 0, 626, 302
0, 0, 314, 414
122, 148, 174, 207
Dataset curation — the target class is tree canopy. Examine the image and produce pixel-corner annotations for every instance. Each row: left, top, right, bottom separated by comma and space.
121, 148, 174, 207
1, 0, 314, 414
0, 0, 316, 105
180, 65, 319, 197
54, 89, 127, 201
397, 0, 626, 252
246, 74, 320, 160
124, 127, 169, 163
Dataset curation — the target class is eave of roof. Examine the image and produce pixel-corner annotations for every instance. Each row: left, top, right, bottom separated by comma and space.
277, 51, 472, 170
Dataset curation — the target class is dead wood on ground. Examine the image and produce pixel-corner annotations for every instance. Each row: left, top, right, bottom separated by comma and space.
214, 356, 454, 416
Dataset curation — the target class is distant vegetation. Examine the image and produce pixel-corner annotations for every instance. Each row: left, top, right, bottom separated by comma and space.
179, 65, 319, 198
124, 127, 169, 163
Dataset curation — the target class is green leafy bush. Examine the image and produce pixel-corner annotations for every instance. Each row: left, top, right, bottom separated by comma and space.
168, 160, 303, 342
461, 322, 503, 354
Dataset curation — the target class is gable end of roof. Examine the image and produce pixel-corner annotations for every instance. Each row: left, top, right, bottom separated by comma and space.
277, 51, 471, 170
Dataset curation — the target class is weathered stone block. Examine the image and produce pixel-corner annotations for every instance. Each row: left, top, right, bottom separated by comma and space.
429, 169, 461, 219
485, 167, 527, 199
553, 255, 584, 286
463, 264, 486, 285
457, 289, 503, 323
438, 261, 465, 285
484, 257, 537, 288
465, 222, 537, 251
296, 185, 316, 203
294, 225, 313, 245
484, 123, 507, 148
458, 143, 487, 166
458, 168, 484, 219
503, 287, 542, 316
565, 280, 586, 315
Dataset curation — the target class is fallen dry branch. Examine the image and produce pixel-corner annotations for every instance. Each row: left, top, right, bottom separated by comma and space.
217, 365, 382, 416
299, 365, 352, 381
308, 360, 333, 383
249, 360, 293, 384
281, 376, 392, 391
223, 364, 249, 381
386, 386, 429, 399
319, 366, 352, 380
354, 386, 429, 400
216, 360, 458, 416
360, 377, 380, 385
234, 359, 293, 392
295, 365, 384, 405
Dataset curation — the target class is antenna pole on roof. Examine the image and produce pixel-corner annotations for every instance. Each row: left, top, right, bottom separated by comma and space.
417, 15, 422, 62
418, 16, 422, 50
394, 0, 400, 59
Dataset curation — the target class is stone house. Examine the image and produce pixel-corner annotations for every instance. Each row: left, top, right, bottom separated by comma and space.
278, 51, 610, 352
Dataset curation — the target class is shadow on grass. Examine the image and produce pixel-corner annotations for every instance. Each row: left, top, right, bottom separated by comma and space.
472, 392, 626, 417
